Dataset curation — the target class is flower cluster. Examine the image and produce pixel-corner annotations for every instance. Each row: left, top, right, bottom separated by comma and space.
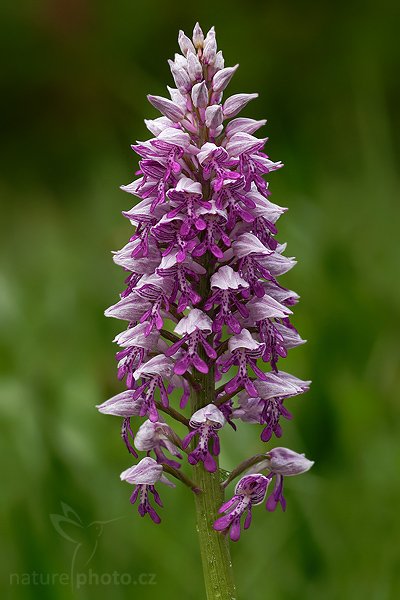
100, 23, 313, 537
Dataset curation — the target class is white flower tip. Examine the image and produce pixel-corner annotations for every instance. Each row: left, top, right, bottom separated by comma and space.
190, 403, 226, 428
193, 22, 204, 48
120, 469, 128, 482
267, 448, 314, 476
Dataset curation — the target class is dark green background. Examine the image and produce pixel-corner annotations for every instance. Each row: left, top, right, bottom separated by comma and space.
1, 1, 399, 598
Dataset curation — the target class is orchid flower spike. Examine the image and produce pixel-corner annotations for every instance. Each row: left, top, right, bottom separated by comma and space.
102, 24, 312, 576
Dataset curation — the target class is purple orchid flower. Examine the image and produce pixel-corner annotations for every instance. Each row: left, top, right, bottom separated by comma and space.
213, 475, 270, 541
233, 371, 310, 441
165, 309, 217, 374
96, 390, 144, 458
203, 266, 249, 334
218, 329, 267, 397
259, 447, 314, 512
134, 420, 183, 469
113, 322, 160, 388
131, 356, 175, 422
182, 404, 226, 472
120, 457, 175, 523
214, 447, 313, 538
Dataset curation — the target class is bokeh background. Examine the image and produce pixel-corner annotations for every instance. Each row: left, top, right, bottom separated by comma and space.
1, 1, 400, 598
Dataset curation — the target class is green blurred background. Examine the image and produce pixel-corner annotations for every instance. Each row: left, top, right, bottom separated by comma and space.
1, 0, 400, 598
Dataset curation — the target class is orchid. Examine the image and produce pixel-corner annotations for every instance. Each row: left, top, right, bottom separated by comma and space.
120, 457, 175, 523
182, 404, 226, 472
101, 23, 312, 600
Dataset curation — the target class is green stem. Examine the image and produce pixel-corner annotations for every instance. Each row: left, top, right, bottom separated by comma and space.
190, 252, 237, 600
192, 460, 237, 600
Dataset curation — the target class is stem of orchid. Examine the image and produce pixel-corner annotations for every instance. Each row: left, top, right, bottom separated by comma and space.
214, 385, 245, 407
216, 339, 229, 357
154, 401, 190, 427
162, 464, 201, 494
192, 460, 237, 600
160, 329, 183, 345
191, 252, 237, 600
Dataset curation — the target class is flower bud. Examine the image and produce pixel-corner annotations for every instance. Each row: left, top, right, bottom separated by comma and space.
168, 60, 191, 93
212, 65, 239, 93
147, 95, 184, 121
205, 105, 223, 129
191, 81, 208, 108
187, 52, 203, 82
192, 22, 204, 49
178, 30, 195, 56
203, 27, 217, 65
223, 93, 259, 118
213, 50, 225, 71
225, 117, 267, 138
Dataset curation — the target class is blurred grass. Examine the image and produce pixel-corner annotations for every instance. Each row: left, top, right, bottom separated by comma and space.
1, 0, 400, 598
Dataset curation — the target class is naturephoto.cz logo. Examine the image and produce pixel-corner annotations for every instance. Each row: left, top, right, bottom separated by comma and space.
9, 570, 157, 589
9, 502, 156, 589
